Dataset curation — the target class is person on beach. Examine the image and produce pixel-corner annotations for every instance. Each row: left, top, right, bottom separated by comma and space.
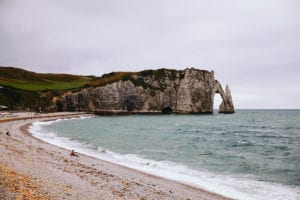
6, 131, 10, 136
70, 150, 78, 157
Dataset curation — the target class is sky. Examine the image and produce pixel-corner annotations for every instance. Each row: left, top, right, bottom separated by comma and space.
0, 0, 299, 109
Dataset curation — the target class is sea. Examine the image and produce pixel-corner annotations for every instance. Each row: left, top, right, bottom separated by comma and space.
29, 110, 300, 200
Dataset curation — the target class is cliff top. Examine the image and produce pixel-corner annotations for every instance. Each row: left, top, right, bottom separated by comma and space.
86, 68, 212, 88
0, 66, 92, 91
0, 66, 211, 91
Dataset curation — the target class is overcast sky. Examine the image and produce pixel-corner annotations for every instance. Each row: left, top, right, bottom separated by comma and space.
0, 0, 299, 108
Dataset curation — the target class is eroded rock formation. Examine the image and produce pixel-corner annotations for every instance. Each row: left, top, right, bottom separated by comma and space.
54, 68, 234, 114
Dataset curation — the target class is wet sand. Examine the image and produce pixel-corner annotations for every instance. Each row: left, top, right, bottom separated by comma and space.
0, 112, 230, 200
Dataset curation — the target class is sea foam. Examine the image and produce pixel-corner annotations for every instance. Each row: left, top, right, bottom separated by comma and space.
29, 117, 300, 200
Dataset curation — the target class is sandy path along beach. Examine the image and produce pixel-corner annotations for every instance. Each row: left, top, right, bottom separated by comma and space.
0, 112, 230, 200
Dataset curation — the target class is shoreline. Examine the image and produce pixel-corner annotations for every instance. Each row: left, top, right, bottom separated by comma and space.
0, 112, 230, 200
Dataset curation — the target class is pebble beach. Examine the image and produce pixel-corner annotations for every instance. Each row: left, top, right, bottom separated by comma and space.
0, 112, 229, 200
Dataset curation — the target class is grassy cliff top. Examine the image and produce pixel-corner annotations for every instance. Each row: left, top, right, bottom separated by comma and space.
86, 68, 211, 88
0, 66, 210, 91
0, 67, 93, 91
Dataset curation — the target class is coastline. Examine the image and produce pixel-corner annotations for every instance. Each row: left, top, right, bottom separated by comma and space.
0, 112, 230, 200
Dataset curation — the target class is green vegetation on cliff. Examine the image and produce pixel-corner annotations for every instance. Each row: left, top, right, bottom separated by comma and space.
0, 66, 94, 110
86, 68, 182, 90
0, 86, 41, 110
85, 72, 134, 88
0, 67, 92, 91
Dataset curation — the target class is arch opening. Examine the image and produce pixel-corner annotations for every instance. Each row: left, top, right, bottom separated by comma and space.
213, 92, 223, 113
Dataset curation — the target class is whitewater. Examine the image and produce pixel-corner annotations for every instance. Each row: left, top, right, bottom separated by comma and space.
29, 110, 300, 200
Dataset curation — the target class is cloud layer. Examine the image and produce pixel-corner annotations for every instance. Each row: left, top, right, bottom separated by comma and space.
0, 0, 299, 108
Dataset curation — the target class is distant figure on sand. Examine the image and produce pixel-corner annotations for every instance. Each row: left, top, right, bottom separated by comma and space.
70, 150, 78, 157
6, 131, 10, 136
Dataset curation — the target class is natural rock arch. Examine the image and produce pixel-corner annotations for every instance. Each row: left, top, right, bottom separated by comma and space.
212, 80, 234, 113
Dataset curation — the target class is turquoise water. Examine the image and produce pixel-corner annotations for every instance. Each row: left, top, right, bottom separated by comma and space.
30, 110, 300, 200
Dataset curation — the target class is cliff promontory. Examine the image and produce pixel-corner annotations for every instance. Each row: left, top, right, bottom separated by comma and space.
54, 68, 234, 114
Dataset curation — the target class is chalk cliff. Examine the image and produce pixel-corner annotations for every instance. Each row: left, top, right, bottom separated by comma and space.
54, 68, 234, 114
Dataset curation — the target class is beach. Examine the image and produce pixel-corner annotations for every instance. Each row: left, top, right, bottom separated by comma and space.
0, 112, 229, 200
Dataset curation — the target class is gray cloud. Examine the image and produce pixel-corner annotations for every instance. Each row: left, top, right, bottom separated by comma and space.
0, 0, 299, 108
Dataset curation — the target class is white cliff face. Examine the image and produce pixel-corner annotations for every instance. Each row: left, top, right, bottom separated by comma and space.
56, 68, 234, 114
176, 69, 215, 113
219, 85, 234, 113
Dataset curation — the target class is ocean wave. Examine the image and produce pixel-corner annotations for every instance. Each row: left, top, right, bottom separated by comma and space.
28, 120, 300, 200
